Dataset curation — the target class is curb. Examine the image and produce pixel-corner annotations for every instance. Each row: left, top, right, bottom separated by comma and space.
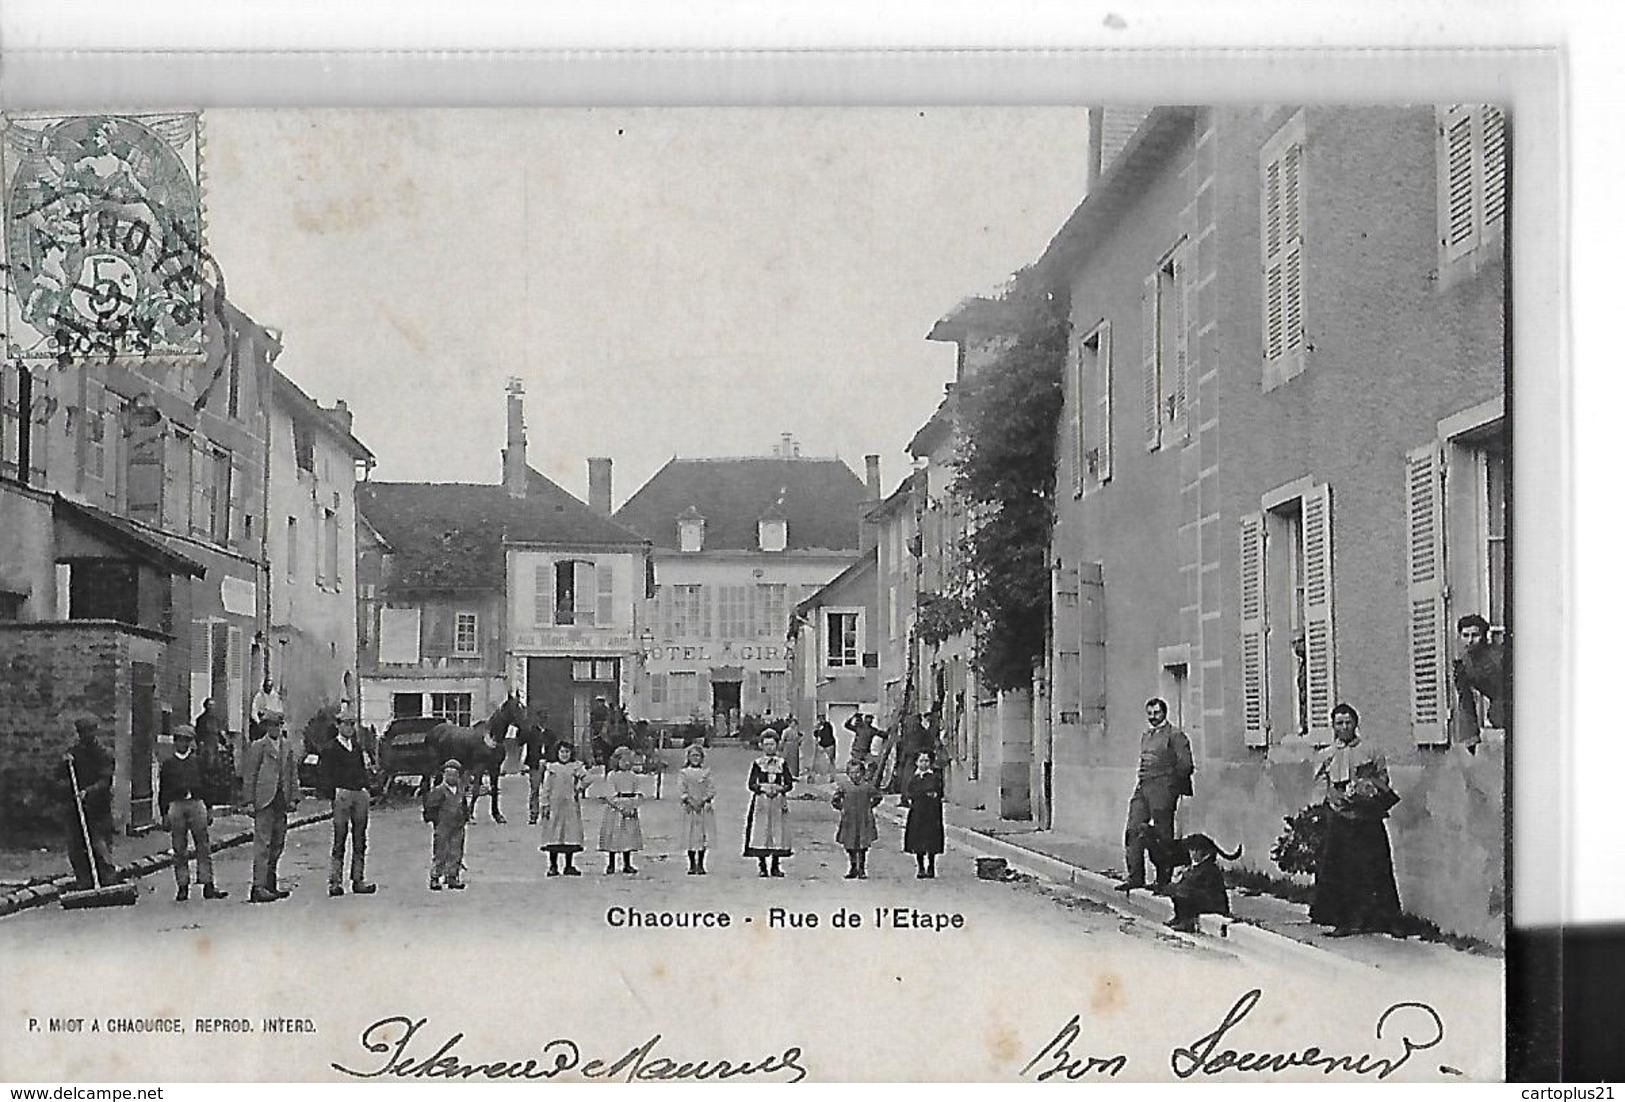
0, 808, 335, 920
877, 804, 1370, 975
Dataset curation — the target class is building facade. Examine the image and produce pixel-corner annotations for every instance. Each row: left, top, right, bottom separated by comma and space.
788, 552, 879, 752
1035, 105, 1506, 941
616, 442, 873, 735
265, 371, 374, 739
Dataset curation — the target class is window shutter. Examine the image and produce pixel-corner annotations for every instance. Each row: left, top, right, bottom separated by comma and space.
1142, 273, 1161, 451
1071, 334, 1085, 496
534, 562, 552, 626
1171, 247, 1190, 437
1480, 105, 1507, 232
1405, 445, 1449, 745
596, 559, 616, 628
1097, 322, 1114, 482
1301, 483, 1337, 744
700, 585, 712, 639
746, 668, 760, 710
190, 620, 212, 714
1280, 145, 1304, 356
575, 561, 597, 627
1261, 155, 1285, 364
1239, 513, 1268, 747
1439, 104, 1478, 262
226, 626, 245, 728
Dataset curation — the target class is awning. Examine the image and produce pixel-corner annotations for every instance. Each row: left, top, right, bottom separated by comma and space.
53, 496, 209, 578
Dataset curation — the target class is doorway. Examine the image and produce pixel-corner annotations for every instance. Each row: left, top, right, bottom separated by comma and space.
712, 679, 741, 737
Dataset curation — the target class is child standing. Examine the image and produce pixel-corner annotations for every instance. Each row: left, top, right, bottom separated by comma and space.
744, 731, 795, 877
597, 746, 643, 875
903, 751, 946, 879
422, 759, 471, 890
538, 740, 589, 876
678, 744, 717, 875
833, 758, 883, 879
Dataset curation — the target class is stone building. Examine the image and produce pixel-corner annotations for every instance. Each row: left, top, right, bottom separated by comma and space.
787, 551, 880, 758
614, 440, 873, 734
1029, 105, 1506, 941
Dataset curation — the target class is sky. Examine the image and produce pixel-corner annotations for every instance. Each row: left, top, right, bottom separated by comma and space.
202, 107, 1089, 505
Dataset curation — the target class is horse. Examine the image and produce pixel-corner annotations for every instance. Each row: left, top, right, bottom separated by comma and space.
420, 723, 507, 823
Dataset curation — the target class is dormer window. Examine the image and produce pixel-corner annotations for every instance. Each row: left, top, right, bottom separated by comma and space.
758, 518, 786, 552
677, 505, 705, 553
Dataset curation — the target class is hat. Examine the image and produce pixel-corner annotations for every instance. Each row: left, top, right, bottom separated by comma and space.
74, 717, 102, 737
172, 724, 196, 740
443, 758, 463, 771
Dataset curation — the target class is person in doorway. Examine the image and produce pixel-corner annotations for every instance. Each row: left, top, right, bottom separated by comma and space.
679, 744, 717, 875
1115, 698, 1194, 895
423, 759, 470, 890
538, 740, 589, 876
744, 731, 795, 877
904, 751, 946, 879
244, 712, 300, 902
159, 725, 226, 901
320, 716, 377, 898
61, 717, 117, 891
1311, 703, 1406, 938
1452, 613, 1510, 752
833, 758, 883, 879
597, 746, 644, 874
250, 675, 283, 742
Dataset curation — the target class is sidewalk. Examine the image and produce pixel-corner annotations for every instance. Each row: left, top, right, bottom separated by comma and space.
0, 806, 333, 917
878, 797, 1502, 974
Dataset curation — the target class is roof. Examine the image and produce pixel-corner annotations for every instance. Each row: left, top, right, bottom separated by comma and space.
794, 553, 878, 618
272, 371, 374, 461
53, 496, 209, 578
906, 387, 957, 457
865, 473, 920, 522
926, 294, 1027, 343
357, 468, 646, 591
615, 456, 869, 552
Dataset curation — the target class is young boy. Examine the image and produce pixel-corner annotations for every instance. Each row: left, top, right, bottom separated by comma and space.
422, 759, 471, 890
1166, 834, 1233, 933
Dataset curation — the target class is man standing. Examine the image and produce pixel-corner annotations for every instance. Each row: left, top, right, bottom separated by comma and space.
62, 718, 118, 890
320, 716, 377, 897
1116, 698, 1194, 895
522, 709, 556, 825
844, 712, 878, 763
244, 712, 300, 902
250, 675, 284, 741
1453, 613, 1510, 753
812, 715, 837, 782
159, 726, 227, 902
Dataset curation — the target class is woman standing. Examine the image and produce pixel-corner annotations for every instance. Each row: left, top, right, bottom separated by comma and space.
538, 740, 589, 876
679, 744, 718, 875
1311, 703, 1406, 938
597, 747, 644, 875
903, 751, 946, 879
743, 731, 795, 877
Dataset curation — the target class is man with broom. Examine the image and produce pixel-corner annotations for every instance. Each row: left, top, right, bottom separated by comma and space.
61, 717, 119, 891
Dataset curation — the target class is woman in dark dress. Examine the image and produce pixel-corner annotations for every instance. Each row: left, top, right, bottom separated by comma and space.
1310, 703, 1406, 938
903, 752, 945, 878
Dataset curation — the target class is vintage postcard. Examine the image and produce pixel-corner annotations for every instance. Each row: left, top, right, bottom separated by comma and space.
0, 81, 1554, 1082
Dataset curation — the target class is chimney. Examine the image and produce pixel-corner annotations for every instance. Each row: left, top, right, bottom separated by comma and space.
864, 454, 881, 500
588, 457, 613, 516
779, 432, 794, 458
503, 378, 527, 498
330, 399, 353, 430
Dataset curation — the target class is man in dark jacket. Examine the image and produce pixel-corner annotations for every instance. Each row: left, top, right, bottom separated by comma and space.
1453, 614, 1510, 753
160, 725, 227, 901
320, 716, 377, 897
1116, 698, 1194, 895
522, 710, 556, 825
62, 717, 118, 890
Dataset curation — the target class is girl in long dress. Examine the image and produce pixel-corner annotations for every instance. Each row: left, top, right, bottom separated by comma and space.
679, 744, 718, 875
597, 746, 644, 875
538, 740, 589, 876
1310, 702, 1406, 938
903, 751, 946, 879
743, 731, 795, 877
833, 758, 883, 879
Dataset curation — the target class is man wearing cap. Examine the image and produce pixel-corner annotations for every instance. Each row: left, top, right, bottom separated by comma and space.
61, 717, 118, 890
244, 711, 300, 902
319, 716, 377, 897
159, 726, 227, 902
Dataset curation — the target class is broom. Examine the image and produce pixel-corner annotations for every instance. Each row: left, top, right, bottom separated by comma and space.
59, 758, 139, 910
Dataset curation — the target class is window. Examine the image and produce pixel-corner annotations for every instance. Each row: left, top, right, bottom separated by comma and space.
1438, 105, 1507, 265
1240, 481, 1336, 746
669, 671, 699, 714
670, 584, 709, 638
85, 379, 106, 481
212, 450, 233, 546
1260, 112, 1306, 389
190, 437, 212, 538
67, 560, 139, 624
755, 583, 787, 638
392, 693, 423, 718
758, 518, 787, 552
454, 612, 479, 656
1143, 246, 1188, 450
293, 420, 314, 474
825, 610, 861, 668
650, 672, 667, 706
323, 508, 340, 589
286, 517, 299, 581
430, 693, 472, 726
718, 585, 751, 639
554, 560, 598, 626
378, 607, 422, 665
1, 363, 20, 478
1071, 322, 1113, 494
760, 669, 787, 715
227, 338, 241, 419
571, 658, 618, 682
679, 516, 704, 552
